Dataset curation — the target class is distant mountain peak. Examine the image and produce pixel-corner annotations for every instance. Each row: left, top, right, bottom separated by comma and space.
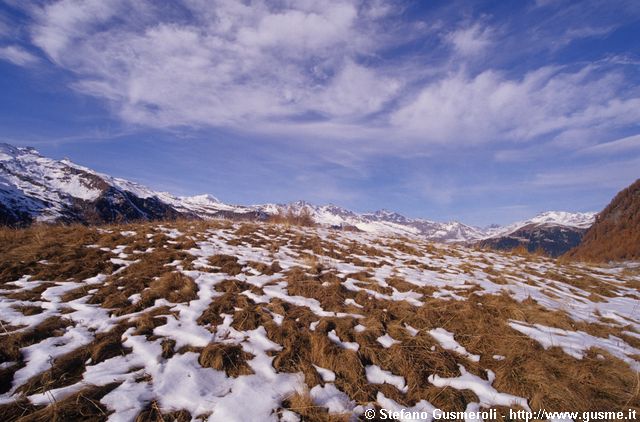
477, 210, 598, 257
528, 210, 597, 229
0, 142, 180, 225
373, 209, 401, 217
183, 194, 221, 205
288, 199, 312, 208
0, 143, 34, 160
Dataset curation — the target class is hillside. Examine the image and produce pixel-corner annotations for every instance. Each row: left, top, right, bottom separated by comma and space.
0, 220, 638, 420
567, 179, 640, 262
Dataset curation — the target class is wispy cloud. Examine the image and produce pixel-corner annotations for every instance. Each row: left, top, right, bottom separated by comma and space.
577, 134, 640, 156
25, 0, 401, 131
1, 0, 639, 223
446, 23, 493, 57
0, 0, 630, 159
0, 45, 39, 66
532, 157, 640, 189
390, 65, 640, 145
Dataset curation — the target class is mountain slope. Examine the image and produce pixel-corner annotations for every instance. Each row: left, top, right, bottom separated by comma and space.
476, 211, 597, 257
477, 224, 587, 257
566, 179, 640, 262
0, 143, 183, 225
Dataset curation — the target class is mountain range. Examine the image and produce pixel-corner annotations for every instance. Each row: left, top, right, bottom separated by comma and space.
0, 143, 596, 254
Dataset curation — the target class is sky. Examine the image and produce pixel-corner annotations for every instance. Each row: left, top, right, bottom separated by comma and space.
0, 0, 639, 226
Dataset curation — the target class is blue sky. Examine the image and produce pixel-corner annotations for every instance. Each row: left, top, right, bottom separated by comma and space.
1, 0, 639, 226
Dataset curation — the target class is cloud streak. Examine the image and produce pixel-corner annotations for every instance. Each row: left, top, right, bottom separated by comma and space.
577, 134, 640, 156
0, 45, 39, 66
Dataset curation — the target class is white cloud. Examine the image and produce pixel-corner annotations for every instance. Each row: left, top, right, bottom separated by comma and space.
0, 45, 39, 66
236, 3, 358, 51
446, 24, 493, 57
309, 60, 401, 117
14, 0, 640, 157
31, 0, 128, 62
390, 66, 640, 145
28, 0, 398, 130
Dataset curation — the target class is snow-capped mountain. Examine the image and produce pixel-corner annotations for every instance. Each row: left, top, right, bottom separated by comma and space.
476, 211, 597, 257
252, 201, 488, 242
0, 143, 596, 249
157, 192, 265, 220
0, 143, 181, 225
484, 211, 596, 239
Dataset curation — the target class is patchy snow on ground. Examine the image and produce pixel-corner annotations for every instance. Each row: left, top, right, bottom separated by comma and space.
428, 328, 481, 362
377, 333, 401, 348
509, 320, 640, 371
1, 220, 639, 420
327, 329, 360, 352
428, 365, 530, 410
365, 365, 408, 393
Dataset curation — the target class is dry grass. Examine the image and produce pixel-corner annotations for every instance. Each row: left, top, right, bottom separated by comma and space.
268, 265, 639, 414
283, 391, 351, 421
134, 401, 191, 422
139, 272, 198, 308
132, 307, 175, 336
0, 224, 111, 285
14, 324, 131, 397
0, 383, 119, 422
566, 178, 640, 262
199, 343, 254, 377
208, 254, 244, 276
1, 219, 639, 420
246, 260, 282, 275
268, 207, 316, 227
0, 316, 71, 367
16, 348, 89, 397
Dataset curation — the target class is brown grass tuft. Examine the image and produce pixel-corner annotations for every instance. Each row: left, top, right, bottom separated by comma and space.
198, 343, 254, 377
139, 272, 198, 308
0, 317, 71, 364
268, 207, 316, 227
7, 383, 120, 422
208, 254, 243, 276
282, 391, 350, 421
134, 401, 192, 422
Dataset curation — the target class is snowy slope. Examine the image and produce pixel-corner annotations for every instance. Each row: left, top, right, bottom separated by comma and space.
264, 201, 488, 243
0, 143, 181, 224
484, 211, 597, 239
477, 211, 597, 257
157, 193, 260, 218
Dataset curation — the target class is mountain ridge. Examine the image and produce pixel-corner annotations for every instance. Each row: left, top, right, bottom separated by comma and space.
0, 142, 596, 248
